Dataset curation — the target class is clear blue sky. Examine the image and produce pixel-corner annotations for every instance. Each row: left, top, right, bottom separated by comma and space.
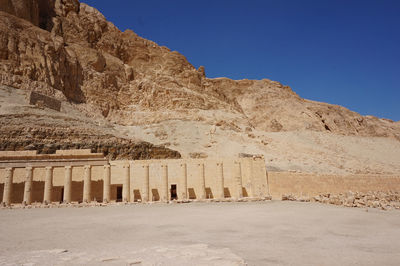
82, 0, 400, 121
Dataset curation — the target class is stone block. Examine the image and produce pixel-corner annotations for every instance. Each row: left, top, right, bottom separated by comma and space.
0, 150, 37, 158
55, 149, 93, 155
29, 91, 61, 111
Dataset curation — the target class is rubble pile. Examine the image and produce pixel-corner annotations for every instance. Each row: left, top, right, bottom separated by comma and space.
282, 191, 400, 210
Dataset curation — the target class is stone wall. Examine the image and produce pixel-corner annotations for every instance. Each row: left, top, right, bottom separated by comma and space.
268, 172, 400, 199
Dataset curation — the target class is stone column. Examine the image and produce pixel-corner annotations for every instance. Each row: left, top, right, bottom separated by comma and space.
199, 163, 206, 199
143, 164, 150, 202
181, 163, 187, 200
122, 164, 130, 202
83, 165, 91, 203
234, 161, 243, 199
217, 162, 224, 199
2, 167, 14, 206
250, 159, 256, 197
161, 164, 168, 202
23, 167, 33, 205
63, 166, 72, 203
103, 165, 111, 203
43, 166, 53, 204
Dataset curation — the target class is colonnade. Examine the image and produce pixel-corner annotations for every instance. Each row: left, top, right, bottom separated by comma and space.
1, 160, 249, 206
1, 165, 112, 206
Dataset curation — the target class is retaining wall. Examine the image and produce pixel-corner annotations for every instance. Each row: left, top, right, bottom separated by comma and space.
268, 172, 400, 199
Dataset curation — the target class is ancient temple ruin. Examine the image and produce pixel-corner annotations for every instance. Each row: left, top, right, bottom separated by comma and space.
0, 150, 269, 206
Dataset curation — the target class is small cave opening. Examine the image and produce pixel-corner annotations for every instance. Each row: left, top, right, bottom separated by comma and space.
324, 124, 331, 131
321, 119, 331, 131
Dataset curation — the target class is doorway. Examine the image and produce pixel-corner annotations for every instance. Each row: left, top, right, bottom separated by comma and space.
116, 186, 123, 202
170, 184, 177, 200
60, 187, 64, 203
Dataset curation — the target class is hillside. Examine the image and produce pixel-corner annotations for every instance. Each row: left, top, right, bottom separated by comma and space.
0, 0, 399, 174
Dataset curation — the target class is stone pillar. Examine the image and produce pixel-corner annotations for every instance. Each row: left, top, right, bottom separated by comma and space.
83, 165, 91, 203
43, 166, 53, 204
217, 162, 224, 199
63, 166, 72, 203
250, 159, 256, 197
199, 163, 206, 199
181, 163, 187, 200
23, 167, 33, 205
161, 164, 168, 202
122, 164, 130, 202
103, 165, 111, 203
234, 161, 243, 199
2, 167, 14, 206
143, 164, 150, 202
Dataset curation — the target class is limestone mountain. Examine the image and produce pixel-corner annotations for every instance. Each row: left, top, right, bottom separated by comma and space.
0, 0, 399, 174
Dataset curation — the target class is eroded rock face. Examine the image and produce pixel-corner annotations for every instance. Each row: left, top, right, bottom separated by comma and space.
0, 0, 399, 159
0, 0, 41, 26
0, 0, 60, 30
0, 12, 85, 102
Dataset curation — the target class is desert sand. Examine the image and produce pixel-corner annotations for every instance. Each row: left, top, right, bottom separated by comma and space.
0, 201, 399, 265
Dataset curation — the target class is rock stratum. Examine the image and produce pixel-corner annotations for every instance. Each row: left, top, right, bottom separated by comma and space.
0, 0, 399, 173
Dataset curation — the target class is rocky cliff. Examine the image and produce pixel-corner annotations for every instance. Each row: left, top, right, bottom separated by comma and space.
0, 0, 399, 173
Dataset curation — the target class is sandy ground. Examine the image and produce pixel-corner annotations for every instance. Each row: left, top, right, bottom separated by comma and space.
0, 202, 399, 266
